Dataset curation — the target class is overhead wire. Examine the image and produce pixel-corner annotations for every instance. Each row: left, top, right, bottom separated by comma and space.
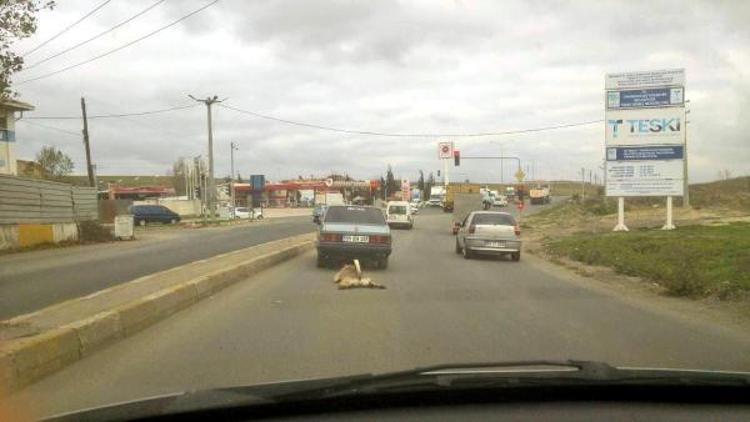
16, 0, 220, 85
23, 0, 167, 71
218, 103, 603, 138
16, 119, 81, 137
23, 103, 199, 120
22, 0, 114, 57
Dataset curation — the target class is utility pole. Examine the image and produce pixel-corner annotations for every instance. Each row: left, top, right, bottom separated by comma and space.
683, 103, 690, 207
230, 141, 238, 208
80, 97, 94, 187
189, 95, 224, 219
581, 167, 586, 201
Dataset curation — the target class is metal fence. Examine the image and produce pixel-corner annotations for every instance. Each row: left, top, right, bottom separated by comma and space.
0, 174, 97, 224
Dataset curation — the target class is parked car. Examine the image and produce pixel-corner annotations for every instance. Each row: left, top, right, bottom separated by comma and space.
312, 204, 327, 223
130, 205, 181, 226
316, 205, 392, 268
454, 211, 521, 261
386, 201, 414, 229
233, 207, 250, 219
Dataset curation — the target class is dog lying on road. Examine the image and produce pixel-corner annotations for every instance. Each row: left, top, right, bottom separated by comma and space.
334, 259, 386, 289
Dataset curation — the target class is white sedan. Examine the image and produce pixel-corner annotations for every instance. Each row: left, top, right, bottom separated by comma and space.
492, 196, 509, 207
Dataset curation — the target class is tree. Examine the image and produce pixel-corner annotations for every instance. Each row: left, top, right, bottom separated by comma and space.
425, 172, 435, 199
36, 145, 72, 178
1, 1, 55, 99
237, 172, 243, 183
417, 170, 425, 193
378, 176, 386, 200
385, 165, 398, 198
171, 159, 188, 196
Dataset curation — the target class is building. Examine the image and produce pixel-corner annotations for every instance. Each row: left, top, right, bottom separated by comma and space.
0, 98, 35, 175
16, 159, 46, 178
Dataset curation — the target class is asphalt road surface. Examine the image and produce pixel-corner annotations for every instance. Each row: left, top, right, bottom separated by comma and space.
13, 201, 750, 418
0, 217, 315, 319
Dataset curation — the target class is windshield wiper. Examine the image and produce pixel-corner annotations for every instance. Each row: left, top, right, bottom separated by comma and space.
272, 360, 750, 400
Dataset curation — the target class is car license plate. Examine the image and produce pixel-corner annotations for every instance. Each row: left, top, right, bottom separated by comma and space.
343, 235, 369, 243
487, 241, 505, 248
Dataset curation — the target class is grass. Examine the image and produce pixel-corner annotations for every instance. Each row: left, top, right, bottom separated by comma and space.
544, 223, 750, 298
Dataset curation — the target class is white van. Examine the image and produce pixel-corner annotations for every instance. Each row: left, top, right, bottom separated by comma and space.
386, 201, 414, 229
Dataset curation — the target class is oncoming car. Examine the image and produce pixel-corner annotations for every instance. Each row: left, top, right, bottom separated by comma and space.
316, 205, 392, 268
455, 211, 521, 261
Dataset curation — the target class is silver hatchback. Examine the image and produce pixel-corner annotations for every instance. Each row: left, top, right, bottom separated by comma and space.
455, 211, 521, 261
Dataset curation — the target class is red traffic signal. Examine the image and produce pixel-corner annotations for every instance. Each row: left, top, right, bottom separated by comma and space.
453, 150, 460, 166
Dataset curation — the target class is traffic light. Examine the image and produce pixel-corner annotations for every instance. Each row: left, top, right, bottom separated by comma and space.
437, 170, 441, 177
453, 150, 460, 166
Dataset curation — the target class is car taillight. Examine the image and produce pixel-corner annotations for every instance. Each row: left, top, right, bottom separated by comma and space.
370, 235, 391, 244
468, 224, 476, 234
514, 225, 521, 236
320, 233, 342, 242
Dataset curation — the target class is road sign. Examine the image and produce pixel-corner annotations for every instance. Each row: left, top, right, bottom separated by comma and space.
514, 168, 525, 182
438, 142, 453, 159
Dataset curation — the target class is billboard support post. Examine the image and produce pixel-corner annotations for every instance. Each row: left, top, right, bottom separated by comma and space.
613, 197, 628, 231
662, 196, 676, 230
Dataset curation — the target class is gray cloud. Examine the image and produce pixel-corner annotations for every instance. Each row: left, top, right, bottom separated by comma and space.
9, 0, 750, 183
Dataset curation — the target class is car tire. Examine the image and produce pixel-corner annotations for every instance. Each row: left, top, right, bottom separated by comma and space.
316, 254, 327, 268
455, 239, 462, 254
170, 218, 177, 225
463, 246, 472, 260
379, 257, 389, 269
511, 252, 521, 262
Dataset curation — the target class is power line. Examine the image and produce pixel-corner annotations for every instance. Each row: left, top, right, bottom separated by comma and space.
23, 0, 167, 71
16, 119, 81, 137
22, 0, 114, 57
219, 103, 603, 138
24, 103, 199, 120
16, 0, 220, 85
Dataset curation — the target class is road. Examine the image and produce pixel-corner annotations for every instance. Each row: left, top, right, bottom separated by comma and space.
0, 217, 315, 320
12, 201, 750, 418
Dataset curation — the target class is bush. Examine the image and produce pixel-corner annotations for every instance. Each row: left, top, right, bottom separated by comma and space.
78, 221, 112, 243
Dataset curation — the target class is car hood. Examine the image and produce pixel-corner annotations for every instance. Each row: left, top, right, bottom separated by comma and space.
321, 222, 390, 235
45, 360, 750, 421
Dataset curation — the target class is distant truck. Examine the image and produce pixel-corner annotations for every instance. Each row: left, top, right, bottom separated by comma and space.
443, 183, 481, 212
428, 186, 445, 207
529, 184, 551, 205
316, 191, 345, 206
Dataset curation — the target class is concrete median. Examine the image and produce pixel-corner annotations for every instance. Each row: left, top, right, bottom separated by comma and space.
0, 233, 315, 393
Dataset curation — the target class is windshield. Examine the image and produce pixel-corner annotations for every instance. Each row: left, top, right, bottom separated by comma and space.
2, 1, 748, 419
388, 205, 408, 215
472, 213, 516, 226
324, 206, 386, 225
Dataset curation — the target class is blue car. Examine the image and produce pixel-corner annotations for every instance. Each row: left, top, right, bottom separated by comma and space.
316, 205, 392, 268
130, 205, 181, 226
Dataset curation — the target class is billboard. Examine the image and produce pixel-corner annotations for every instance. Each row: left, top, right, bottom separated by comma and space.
605, 69, 685, 90
605, 108, 685, 146
401, 179, 411, 201
606, 87, 683, 109
606, 160, 684, 196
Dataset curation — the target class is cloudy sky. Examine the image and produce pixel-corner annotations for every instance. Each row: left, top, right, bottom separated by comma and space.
11, 0, 750, 183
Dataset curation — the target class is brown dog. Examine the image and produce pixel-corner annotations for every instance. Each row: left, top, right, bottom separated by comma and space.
334, 259, 386, 289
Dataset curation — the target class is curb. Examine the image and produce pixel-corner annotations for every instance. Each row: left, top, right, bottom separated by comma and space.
0, 239, 313, 393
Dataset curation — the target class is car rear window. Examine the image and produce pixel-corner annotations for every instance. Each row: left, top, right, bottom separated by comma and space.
472, 213, 516, 226
324, 206, 385, 225
236, 208, 248, 212
388, 205, 408, 215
